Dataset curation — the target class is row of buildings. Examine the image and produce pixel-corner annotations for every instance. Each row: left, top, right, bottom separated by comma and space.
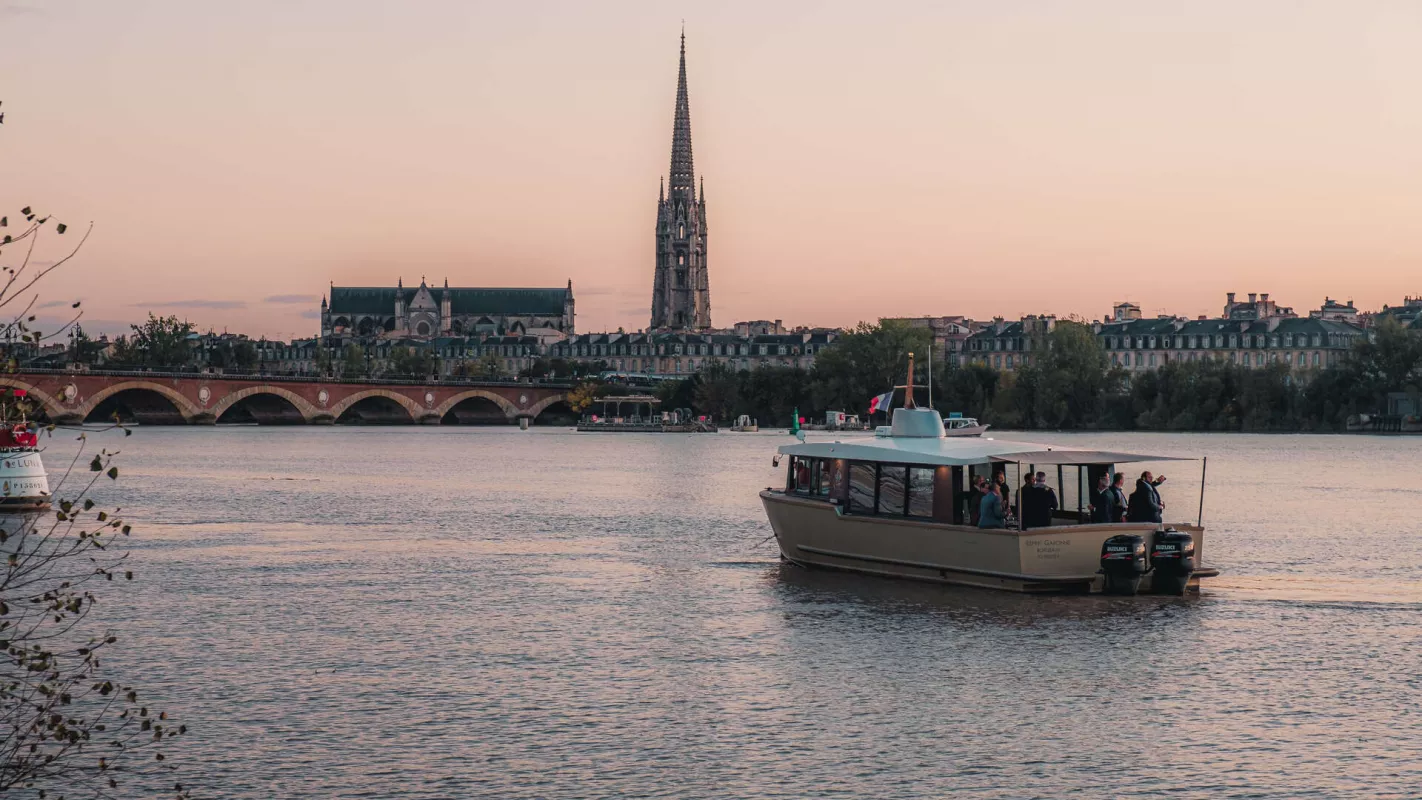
899, 293, 1421, 375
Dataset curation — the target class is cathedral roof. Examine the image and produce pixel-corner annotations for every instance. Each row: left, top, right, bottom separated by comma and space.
329, 286, 570, 316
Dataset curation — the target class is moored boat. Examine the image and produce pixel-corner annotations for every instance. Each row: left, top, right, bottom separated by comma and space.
943, 413, 989, 437
730, 415, 759, 432
0, 422, 51, 512
760, 355, 1217, 595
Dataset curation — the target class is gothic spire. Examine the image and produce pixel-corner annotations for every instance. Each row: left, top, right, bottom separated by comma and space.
668, 30, 694, 196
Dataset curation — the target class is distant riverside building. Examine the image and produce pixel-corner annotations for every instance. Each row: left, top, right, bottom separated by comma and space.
1310, 297, 1359, 324
1222, 291, 1294, 321
1097, 315, 1362, 372
549, 330, 837, 375
650, 32, 711, 331
963, 315, 1056, 371
321, 278, 574, 340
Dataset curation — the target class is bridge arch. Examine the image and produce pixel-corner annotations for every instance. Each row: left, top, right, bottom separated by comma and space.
329, 388, 424, 425
433, 389, 517, 423
79, 380, 201, 424
209, 385, 321, 424
523, 393, 571, 420
0, 377, 66, 421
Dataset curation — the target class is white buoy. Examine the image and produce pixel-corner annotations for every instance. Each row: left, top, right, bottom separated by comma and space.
519, 417, 530, 431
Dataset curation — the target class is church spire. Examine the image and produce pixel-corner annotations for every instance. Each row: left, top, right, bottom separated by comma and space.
668, 29, 694, 196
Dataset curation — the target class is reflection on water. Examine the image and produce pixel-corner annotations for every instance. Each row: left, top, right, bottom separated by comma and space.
30, 426, 1422, 798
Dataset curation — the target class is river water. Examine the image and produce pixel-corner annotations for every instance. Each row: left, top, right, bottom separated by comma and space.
33, 427, 1422, 798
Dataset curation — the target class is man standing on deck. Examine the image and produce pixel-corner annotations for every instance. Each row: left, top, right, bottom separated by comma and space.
1020, 472, 1059, 529
1128, 471, 1166, 523
1088, 473, 1112, 524
1106, 473, 1130, 522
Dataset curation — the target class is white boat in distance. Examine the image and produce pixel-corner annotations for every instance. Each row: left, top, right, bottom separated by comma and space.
943, 415, 989, 437
762, 355, 1215, 595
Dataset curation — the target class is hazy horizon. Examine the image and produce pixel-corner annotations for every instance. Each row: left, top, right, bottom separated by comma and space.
5, 0, 1421, 339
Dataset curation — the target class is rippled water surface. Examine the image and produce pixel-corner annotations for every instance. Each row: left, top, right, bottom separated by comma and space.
37, 427, 1422, 798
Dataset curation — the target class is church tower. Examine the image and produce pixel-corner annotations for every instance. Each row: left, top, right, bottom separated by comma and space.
651, 31, 710, 330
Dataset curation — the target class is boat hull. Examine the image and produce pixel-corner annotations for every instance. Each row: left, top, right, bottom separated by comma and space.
943, 424, 990, 437
0, 450, 51, 511
760, 491, 1212, 594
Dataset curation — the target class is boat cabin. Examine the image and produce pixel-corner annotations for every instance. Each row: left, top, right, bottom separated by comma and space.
778, 410, 1197, 530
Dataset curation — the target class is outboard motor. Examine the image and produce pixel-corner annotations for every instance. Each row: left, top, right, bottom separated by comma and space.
1149, 528, 1197, 595
1099, 534, 1148, 595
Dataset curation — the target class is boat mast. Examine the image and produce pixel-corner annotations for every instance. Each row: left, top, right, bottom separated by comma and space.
927, 337, 933, 410
904, 352, 917, 409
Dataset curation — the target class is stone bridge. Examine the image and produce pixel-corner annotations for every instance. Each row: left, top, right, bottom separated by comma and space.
0, 370, 575, 426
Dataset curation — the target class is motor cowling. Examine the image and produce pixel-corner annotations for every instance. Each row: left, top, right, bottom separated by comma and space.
1100, 534, 1148, 595
1149, 528, 1197, 595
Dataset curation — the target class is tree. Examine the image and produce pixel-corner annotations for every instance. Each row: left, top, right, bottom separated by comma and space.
1012, 321, 1121, 428
341, 343, 366, 379
693, 360, 739, 421
810, 320, 931, 414
2, 100, 190, 797
565, 381, 599, 414
475, 352, 503, 380
110, 314, 195, 368
388, 346, 434, 377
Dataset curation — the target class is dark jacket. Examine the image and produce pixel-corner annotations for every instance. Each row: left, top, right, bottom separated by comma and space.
1106, 485, 1128, 522
1021, 483, 1059, 529
968, 486, 985, 525
1127, 479, 1163, 523
1088, 486, 1112, 524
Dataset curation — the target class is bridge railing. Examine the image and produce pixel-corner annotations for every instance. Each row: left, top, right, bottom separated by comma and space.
5, 367, 574, 390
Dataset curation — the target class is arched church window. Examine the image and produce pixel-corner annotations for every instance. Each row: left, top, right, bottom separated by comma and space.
679, 224, 685, 237
678, 254, 685, 265
416, 321, 431, 336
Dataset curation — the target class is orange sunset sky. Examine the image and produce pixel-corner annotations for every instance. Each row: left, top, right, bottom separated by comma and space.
4, 0, 1421, 339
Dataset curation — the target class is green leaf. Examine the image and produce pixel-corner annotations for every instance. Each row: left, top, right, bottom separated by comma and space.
56, 223, 67, 234
2, 236, 10, 245
107, 467, 119, 480
20, 206, 31, 215
0, 216, 6, 227
89, 455, 103, 472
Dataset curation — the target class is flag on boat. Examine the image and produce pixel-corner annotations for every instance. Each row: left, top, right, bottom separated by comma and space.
867, 390, 893, 414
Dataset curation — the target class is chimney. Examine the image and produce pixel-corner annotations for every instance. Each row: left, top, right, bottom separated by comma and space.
1261, 293, 1270, 302
1248, 293, 1257, 303
1227, 292, 1236, 304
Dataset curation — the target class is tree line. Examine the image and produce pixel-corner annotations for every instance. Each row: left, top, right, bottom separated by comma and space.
623, 317, 1422, 431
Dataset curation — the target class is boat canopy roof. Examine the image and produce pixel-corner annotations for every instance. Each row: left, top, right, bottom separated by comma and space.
776, 436, 1195, 468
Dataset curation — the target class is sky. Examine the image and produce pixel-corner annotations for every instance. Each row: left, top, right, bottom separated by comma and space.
4, 0, 1422, 339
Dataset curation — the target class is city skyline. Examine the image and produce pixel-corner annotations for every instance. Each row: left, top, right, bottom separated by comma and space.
6, 1, 1422, 338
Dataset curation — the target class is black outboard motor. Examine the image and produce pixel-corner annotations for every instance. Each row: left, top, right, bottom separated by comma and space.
1099, 534, 1148, 595
1149, 528, 1197, 595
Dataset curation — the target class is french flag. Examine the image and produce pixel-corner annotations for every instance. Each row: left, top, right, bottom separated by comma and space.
867, 390, 893, 414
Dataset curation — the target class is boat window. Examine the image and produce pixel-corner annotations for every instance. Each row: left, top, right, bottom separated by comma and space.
848, 463, 876, 513
878, 466, 906, 516
907, 468, 935, 518
792, 457, 814, 495
816, 460, 833, 497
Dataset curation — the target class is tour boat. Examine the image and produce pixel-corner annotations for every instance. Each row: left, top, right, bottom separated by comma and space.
760, 357, 1217, 595
0, 422, 50, 512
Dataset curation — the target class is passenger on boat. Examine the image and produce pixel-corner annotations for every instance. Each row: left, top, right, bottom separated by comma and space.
992, 472, 1013, 516
1088, 473, 1112, 523
978, 484, 1005, 529
1106, 473, 1130, 522
1018, 474, 1033, 519
967, 476, 987, 525
1020, 472, 1059, 529
1127, 471, 1166, 523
